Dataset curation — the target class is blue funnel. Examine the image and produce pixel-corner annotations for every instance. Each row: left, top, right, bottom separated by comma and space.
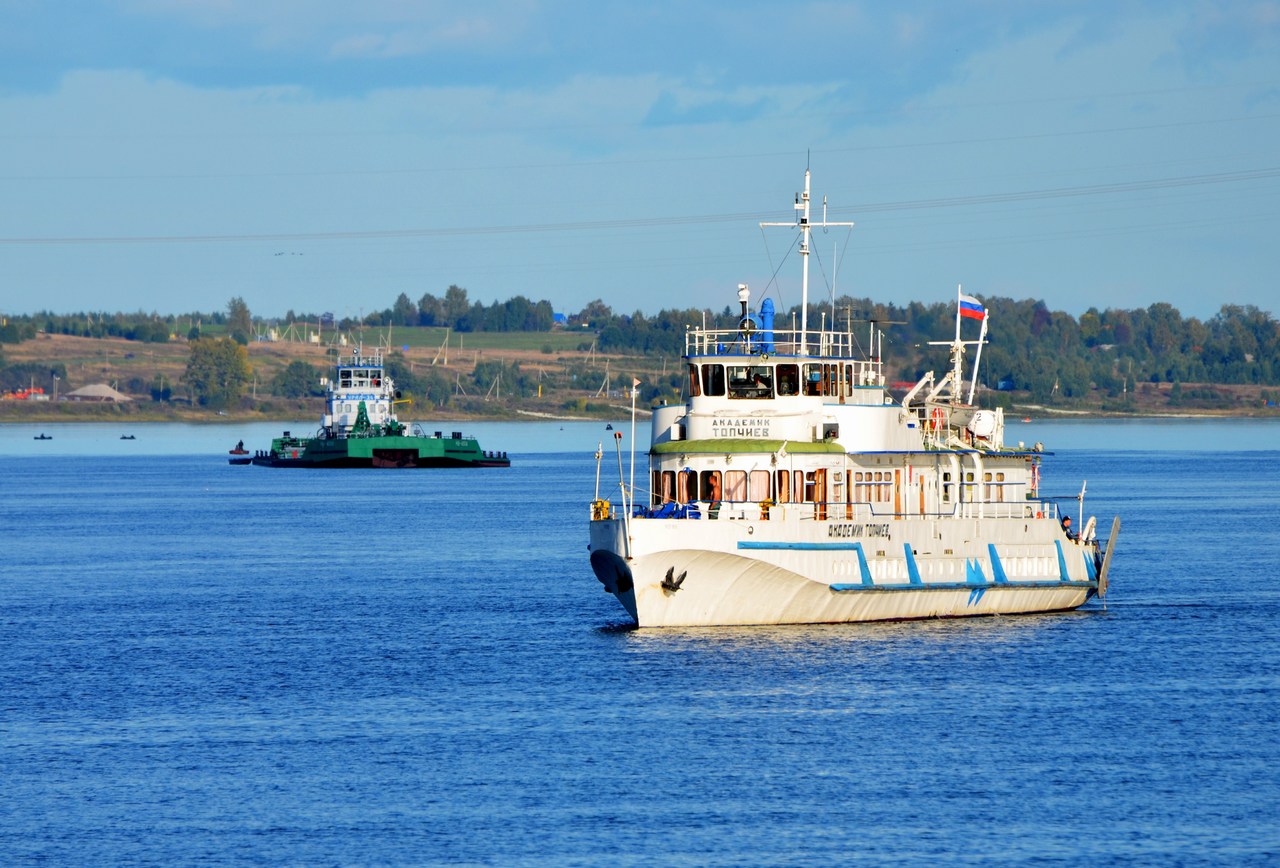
759, 298, 776, 354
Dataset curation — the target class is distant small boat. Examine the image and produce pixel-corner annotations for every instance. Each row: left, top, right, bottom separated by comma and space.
1022, 417, 1032, 423
229, 440, 249, 455
34, 433, 52, 440
121, 435, 136, 440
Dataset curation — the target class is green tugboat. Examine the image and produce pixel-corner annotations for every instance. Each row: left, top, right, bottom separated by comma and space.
250, 346, 510, 468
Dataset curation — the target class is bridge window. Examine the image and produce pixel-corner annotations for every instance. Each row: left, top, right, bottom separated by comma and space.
776, 364, 800, 396
701, 364, 725, 396
726, 365, 772, 399
803, 364, 824, 396
688, 364, 701, 397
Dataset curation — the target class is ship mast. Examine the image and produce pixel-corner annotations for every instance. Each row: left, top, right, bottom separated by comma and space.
761, 168, 853, 356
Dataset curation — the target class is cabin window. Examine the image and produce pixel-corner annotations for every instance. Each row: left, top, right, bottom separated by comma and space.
701, 364, 726, 396
726, 365, 773, 399
776, 364, 800, 396
807, 469, 828, 520
700, 470, 723, 502
653, 470, 676, 506
688, 364, 701, 397
776, 470, 790, 503
724, 470, 747, 502
832, 472, 850, 519
749, 470, 770, 502
870, 473, 890, 506
942, 471, 953, 504
679, 469, 697, 503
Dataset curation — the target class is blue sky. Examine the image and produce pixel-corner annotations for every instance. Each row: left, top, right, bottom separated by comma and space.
2, 1, 1278, 322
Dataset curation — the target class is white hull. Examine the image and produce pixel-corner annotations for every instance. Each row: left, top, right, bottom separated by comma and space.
589, 512, 1100, 628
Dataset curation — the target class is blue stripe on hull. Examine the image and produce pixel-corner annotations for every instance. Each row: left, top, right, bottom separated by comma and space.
738, 540, 1089, 593
829, 580, 1096, 593
738, 541, 868, 550
1055, 540, 1071, 582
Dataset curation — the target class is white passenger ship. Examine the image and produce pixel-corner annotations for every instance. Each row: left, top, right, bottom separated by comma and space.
588, 170, 1119, 627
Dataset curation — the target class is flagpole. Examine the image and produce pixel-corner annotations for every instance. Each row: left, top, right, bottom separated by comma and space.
594, 441, 603, 502
629, 378, 639, 513
952, 284, 964, 398
968, 313, 988, 405
954, 284, 962, 343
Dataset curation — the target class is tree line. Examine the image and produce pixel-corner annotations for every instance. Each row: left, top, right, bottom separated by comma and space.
584, 295, 1280, 396
5, 287, 1280, 408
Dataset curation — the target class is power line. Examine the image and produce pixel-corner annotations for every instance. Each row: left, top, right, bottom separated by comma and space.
2, 165, 1277, 247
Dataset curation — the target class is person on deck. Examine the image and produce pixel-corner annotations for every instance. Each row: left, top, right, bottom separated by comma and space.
1061, 514, 1078, 541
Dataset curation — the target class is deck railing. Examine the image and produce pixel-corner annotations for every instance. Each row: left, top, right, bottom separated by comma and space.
619, 495, 1061, 523
685, 326, 876, 361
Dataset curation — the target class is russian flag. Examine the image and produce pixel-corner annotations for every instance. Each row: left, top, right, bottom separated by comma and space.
959, 294, 986, 321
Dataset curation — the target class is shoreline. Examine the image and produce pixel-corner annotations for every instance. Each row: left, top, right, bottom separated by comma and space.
2, 403, 1276, 425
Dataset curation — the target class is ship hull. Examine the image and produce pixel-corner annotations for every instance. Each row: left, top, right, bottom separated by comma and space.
251, 435, 510, 468
589, 513, 1099, 628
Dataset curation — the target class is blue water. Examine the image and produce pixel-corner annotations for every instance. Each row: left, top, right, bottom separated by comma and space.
3, 420, 1279, 864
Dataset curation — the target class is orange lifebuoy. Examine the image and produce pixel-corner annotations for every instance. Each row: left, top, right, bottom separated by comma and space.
930, 408, 945, 431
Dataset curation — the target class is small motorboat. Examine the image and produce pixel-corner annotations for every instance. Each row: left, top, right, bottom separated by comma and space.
34, 433, 52, 440
121, 435, 136, 440
229, 440, 249, 455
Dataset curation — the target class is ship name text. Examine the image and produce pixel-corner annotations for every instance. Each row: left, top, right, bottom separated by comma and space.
828, 523, 891, 539
710, 418, 771, 438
